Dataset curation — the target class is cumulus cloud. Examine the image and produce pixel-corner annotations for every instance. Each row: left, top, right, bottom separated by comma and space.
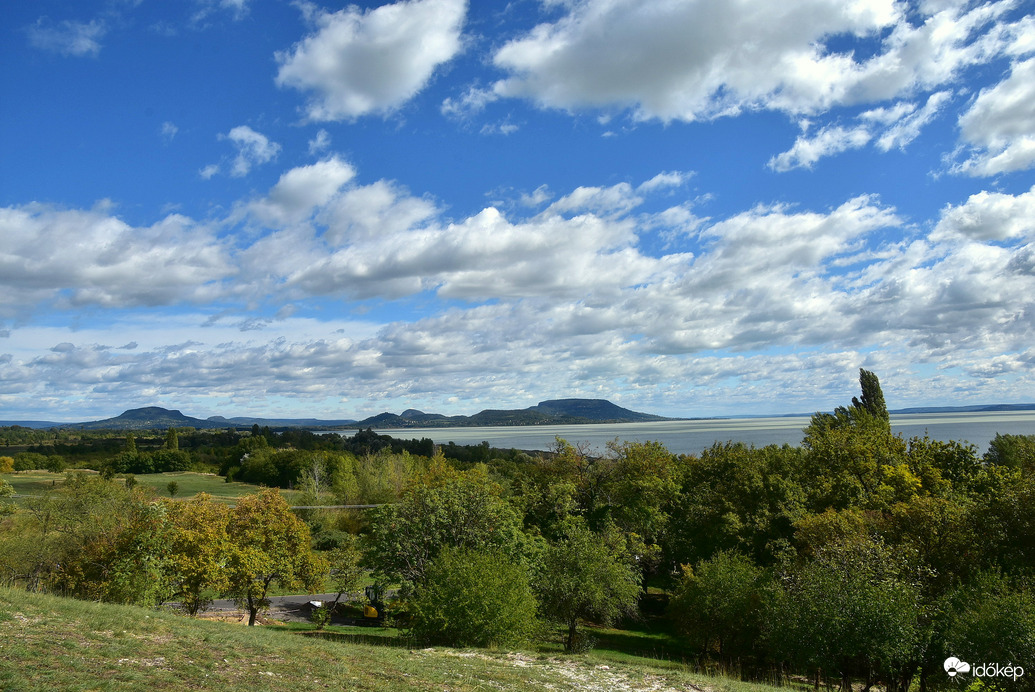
276, 0, 467, 120
954, 58, 1035, 176
248, 157, 356, 226
27, 18, 107, 57
932, 185, 1035, 242
491, 0, 1023, 123
8, 159, 1035, 418
0, 203, 231, 316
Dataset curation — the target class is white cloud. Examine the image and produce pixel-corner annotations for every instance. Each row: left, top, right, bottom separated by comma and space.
954, 58, 1035, 176
321, 180, 438, 244
192, 0, 252, 23
769, 125, 872, 171
491, 0, 1022, 122
27, 18, 106, 57
9, 160, 1035, 418
248, 157, 356, 226
160, 121, 179, 142
932, 185, 1035, 242
637, 171, 693, 193
0, 203, 231, 316
308, 129, 330, 155
876, 90, 953, 151
770, 89, 953, 169
276, 0, 467, 120
219, 126, 281, 177
441, 86, 499, 119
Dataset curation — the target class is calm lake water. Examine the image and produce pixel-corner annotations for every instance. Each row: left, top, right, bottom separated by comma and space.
342, 411, 1035, 456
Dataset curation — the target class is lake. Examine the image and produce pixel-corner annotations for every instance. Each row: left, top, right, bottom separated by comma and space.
339, 411, 1035, 456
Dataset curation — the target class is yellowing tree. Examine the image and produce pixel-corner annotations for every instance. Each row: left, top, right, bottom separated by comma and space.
222, 489, 327, 625
166, 493, 232, 616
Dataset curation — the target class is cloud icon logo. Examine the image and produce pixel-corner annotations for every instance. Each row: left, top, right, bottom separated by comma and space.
944, 657, 971, 677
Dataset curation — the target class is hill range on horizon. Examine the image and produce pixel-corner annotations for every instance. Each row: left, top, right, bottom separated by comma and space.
3, 400, 1035, 431
0, 398, 674, 431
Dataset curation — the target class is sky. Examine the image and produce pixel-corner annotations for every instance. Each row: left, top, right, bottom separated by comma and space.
2, 0, 1035, 422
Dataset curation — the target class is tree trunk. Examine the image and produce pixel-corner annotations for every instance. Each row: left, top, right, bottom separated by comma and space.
566, 619, 578, 653
247, 593, 257, 626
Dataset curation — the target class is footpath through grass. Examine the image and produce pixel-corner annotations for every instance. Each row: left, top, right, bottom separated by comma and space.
0, 587, 790, 692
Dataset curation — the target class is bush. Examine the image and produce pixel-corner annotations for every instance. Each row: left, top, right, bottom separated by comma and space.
669, 551, 770, 660
935, 573, 1035, 692
13, 452, 48, 471
409, 547, 539, 648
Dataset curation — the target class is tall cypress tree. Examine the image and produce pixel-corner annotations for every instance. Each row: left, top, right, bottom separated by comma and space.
852, 368, 889, 424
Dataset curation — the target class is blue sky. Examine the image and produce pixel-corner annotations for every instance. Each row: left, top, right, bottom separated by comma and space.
2, 0, 1035, 421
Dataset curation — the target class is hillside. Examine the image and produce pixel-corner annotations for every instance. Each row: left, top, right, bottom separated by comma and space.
0, 587, 780, 692
1, 398, 670, 431
74, 406, 228, 430
353, 398, 672, 428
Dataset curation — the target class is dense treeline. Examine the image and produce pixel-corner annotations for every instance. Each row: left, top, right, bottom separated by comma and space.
3, 371, 1035, 690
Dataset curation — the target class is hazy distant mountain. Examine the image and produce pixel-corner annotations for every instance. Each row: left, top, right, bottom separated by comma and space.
206, 415, 357, 427
3, 400, 1033, 431
72, 407, 227, 430
352, 398, 672, 428
889, 403, 1035, 414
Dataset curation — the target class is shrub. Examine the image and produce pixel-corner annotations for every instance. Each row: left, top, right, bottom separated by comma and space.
669, 551, 770, 660
13, 452, 48, 472
409, 546, 538, 648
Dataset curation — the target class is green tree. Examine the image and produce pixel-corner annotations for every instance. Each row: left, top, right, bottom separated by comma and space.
409, 546, 539, 648
164, 428, 179, 451
852, 368, 889, 425
535, 520, 640, 653
33, 474, 174, 607
669, 551, 770, 661
933, 572, 1035, 692
769, 537, 921, 691
666, 442, 805, 568
313, 533, 366, 628
166, 481, 179, 498
222, 489, 327, 625
0, 478, 15, 518
366, 457, 524, 590
984, 433, 1035, 472
594, 440, 680, 586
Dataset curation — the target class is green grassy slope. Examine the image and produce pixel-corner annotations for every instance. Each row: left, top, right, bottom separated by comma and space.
3, 471, 300, 505
0, 587, 788, 692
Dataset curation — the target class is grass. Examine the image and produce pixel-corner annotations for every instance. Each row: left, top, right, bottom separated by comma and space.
130, 471, 302, 504
0, 586, 793, 692
1, 470, 300, 505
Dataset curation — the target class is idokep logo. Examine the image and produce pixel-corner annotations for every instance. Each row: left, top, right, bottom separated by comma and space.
945, 656, 1025, 682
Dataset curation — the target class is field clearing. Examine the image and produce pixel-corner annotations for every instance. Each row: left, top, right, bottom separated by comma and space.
1, 470, 301, 505
131, 471, 303, 504
0, 586, 791, 692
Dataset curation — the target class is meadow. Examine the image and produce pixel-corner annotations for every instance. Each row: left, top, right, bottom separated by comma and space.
0, 586, 789, 692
